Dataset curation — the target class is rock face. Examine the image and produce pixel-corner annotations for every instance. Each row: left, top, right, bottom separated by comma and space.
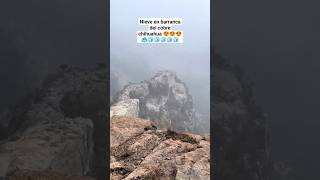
0, 117, 93, 177
110, 116, 210, 180
110, 99, 139, 118
112, 71, 196, 132
0, 64, 108, 179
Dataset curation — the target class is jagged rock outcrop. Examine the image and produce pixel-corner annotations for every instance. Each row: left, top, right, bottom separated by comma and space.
110, 116, 210, 180
0, 64, 108, 179
112, 71, 196, 132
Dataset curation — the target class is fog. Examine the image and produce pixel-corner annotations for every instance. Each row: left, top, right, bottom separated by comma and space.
111, 0, 210, 115
214, 0, 320, 178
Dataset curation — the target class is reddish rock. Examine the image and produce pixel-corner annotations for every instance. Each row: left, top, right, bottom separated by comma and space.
110, 117, 210, 180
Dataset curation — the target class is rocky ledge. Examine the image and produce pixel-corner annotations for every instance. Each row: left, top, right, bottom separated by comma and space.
110, 116, 210, 180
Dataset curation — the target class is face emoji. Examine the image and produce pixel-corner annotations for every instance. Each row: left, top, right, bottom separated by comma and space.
176, 31, 182, 36
170, 31, 175, 36
164, 31, 169, 36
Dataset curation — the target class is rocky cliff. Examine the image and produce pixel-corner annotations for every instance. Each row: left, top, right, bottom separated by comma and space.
0, 64, 108, 179
110, 116, 210, 180
112, 71, 199, 132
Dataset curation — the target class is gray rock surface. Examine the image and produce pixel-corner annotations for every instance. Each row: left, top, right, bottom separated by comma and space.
0, 117, 93, 177
110, 99, 139, 118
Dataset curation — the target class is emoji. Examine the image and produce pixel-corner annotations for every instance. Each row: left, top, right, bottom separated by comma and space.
148, 37, 153, 42
142, 37, 147, 43
176, 31, 182, 36
154, 37, 160, 42
161, 37, 166, 42
167, 37, 172, 42
164, 31, 169, 36
173, 37, 179, 42
170, 31, 175, 36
